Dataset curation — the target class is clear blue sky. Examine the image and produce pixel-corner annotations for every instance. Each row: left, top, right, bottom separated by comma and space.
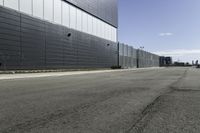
118, 0, 200, 62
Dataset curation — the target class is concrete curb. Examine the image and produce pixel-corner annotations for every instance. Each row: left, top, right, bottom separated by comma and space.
0, 67, 161, 80
0, 68, 110, 74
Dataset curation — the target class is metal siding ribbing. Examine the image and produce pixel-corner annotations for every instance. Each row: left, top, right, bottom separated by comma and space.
65, 0, 118, 27
119, 43, 137, 68
119, 43, 159, 69
124, 45, 128, 67
20, 14, 46, 69
137, 50, 159, 68
0, 7, 21, 70
45, 22, 65, 69
132, 48, 137, 68
119, 43, 124, 68
127, 46, 131, 68
0, 6, 117, 70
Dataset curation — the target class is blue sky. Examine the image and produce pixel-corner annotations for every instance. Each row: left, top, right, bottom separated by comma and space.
118, 0, 200, 63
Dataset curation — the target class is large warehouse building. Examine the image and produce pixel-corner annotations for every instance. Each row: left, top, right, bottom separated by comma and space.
0, 0, 118, 70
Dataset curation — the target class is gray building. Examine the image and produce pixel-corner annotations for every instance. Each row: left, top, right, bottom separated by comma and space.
0, 0, 118, 70
159, 56, 173, 66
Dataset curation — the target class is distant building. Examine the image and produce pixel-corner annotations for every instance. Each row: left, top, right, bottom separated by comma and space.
159, 56, 166, 67
192, 61, 194, 65
174, 62, 185, 66
165, 57, 173, 65
196, 60, 199, 65
159, 56, 172, 66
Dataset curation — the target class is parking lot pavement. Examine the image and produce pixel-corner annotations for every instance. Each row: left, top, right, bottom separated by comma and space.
129, 68, 200, 133
1, 67, 197, 133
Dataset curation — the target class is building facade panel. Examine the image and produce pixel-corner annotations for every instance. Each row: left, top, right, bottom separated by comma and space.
0, 4, 117, 70
20, 14, 46, 69
65, 0, 118, 27
0, 0, 117, 42
119, 43, 137, 68
137, 50, 159, 68
0, 7, 21, 70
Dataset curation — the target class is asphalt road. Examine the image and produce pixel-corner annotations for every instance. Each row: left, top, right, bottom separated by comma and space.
0, 67, 199, 133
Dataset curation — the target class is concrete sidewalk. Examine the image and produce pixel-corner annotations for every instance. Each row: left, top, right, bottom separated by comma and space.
0, 67, 160, 80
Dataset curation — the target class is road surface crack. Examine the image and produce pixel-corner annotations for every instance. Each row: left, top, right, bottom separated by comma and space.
126, 69, 188, 133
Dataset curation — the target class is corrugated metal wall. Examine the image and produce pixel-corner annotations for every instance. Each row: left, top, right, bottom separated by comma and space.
119, 43, 159, 68
65, 0, 118, 27
119, 43, 137, 68
137, 50, 159, 68
0, 6, 117, 70
0, 0, 161, 70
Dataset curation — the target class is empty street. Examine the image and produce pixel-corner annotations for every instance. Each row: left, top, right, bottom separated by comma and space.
0, 67, 200, 133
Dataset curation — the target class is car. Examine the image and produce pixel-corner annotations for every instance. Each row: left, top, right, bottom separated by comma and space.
196, 65, 200, 68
